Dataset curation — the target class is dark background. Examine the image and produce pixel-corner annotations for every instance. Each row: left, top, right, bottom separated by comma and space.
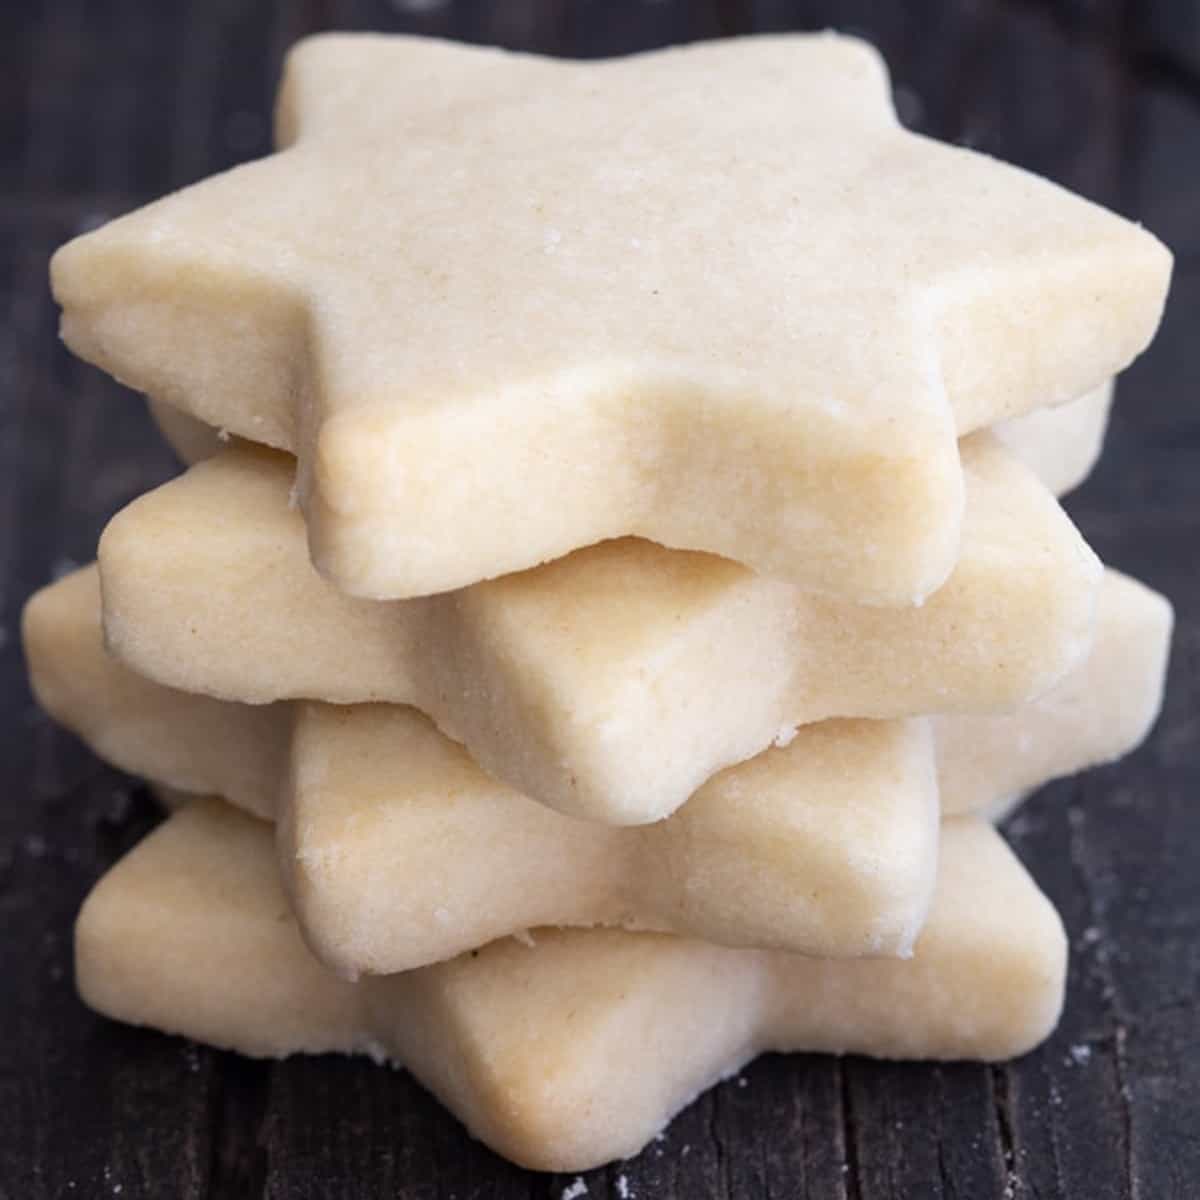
1, 2, 1198, 1197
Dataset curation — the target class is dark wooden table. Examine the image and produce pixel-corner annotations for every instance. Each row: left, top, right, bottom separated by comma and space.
2, 2, 1197, 1197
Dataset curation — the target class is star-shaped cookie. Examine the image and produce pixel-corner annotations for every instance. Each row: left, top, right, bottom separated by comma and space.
993, 381, 1112, 497
25, 563, 1169, 975
99, 433, 1100, 823
27, 566, 942, 966
77, 800, 1066, 1172
52, 34, 1170, 602
148, 378, 1117, 498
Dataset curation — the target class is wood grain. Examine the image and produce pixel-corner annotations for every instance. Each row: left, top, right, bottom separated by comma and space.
1, 2, 1196, 1197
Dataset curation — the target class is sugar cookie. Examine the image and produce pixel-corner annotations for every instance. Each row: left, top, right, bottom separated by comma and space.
147, 379, 1116, 498
936, 569, 1171, 815
146, 396, 230, 465
98, 434, 1100, 824
76, 800, 1066, 1171
28, 568, 939, 963
26, 565, 1166, 972
994, 381, 1113, 497
53, 35, 1169, 601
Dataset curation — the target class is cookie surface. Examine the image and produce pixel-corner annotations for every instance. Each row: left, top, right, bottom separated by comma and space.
147, 379, 1117, 493
994, 381, 1113, 497
98, 434, 1100, 824
53, 34, 1169, 601
28, 567, 941, 965
936, 568, 1172, 814
27, 564, 1167, 971
75, 800, 1066, 1171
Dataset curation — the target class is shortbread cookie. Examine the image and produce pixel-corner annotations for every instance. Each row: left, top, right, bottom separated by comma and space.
28, 568, 939, 963
99, 434, 1100, 824
994, 380, 1113, 497
26, 564, 1166, 972
147, 396, 229, 465
146, 380, 1116, 498
53, 34, 1169, 602
30, 564, 1165, 825
76, 799, 1066, 1171
937, 568, 1172, 814
26, 567, 288, 811
282, 708, 938, 971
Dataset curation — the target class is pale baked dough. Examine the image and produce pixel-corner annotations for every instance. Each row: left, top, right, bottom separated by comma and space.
75, 799, 1066, 1171
98, 433, 1100, 824
52, 34, 1169, 602
146, 395, 230, 465
993, 380, 1113, 497
146, 380, 1117, 499
281, 708, 940, 970
26, 564, 1167, 972
935, 568, 1172, 814
26, 567, 288, 813
27, 568, 938, 964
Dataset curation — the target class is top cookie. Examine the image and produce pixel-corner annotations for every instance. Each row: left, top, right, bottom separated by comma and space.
52, 34, 1170, 602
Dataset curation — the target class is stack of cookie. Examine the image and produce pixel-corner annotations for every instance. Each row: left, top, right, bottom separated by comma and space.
24, 34, 1173, 1172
